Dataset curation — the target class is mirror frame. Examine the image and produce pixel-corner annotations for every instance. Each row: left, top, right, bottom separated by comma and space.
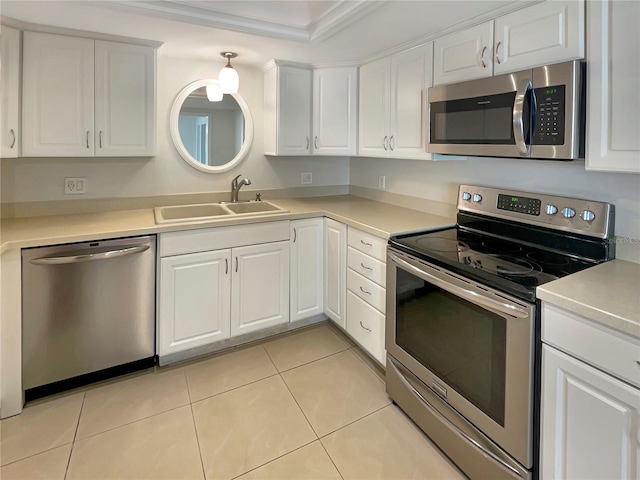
170, 79, 254, 173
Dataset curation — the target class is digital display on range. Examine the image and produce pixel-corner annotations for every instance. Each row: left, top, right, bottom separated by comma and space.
497, 194, 541, 216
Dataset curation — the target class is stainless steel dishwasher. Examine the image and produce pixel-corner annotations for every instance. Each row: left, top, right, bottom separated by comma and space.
22, 235, 156, 400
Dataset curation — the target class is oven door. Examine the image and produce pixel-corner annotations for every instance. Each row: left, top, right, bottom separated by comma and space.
428, 69, 534, 158
386, 248, 535, 470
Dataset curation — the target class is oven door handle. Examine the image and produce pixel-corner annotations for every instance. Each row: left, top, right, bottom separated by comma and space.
388, 252, 529, 319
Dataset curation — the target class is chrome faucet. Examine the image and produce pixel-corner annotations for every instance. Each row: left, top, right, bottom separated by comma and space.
230, 174, 251, 202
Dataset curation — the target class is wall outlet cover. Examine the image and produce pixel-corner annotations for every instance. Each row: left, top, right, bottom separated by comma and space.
378, 175, 386, 189
65, 177, 87, 195
301, 172, 313, 185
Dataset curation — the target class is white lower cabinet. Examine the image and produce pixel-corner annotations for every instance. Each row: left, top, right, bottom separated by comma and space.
159, 250, 231, 356
324, 218, 347, 328
290, 218, 324, 322
346, 291, 385, 365
541, 302, 640, 479
231, 241, 289, 336
158, 222, 290, 357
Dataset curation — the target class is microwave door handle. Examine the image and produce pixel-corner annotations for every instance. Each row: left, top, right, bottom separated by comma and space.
513, 79, 532, 157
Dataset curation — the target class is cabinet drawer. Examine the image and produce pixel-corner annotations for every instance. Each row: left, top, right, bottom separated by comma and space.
347, 227, 387, 261
347, 247, 386, 287
346, 290, 386, 365
160, 221, 290, 257
542, 303, 640, 388
347, 268, 385, 313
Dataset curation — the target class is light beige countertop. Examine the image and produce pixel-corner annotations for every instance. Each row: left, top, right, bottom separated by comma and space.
0, 195, 456, 254
537, 260, 640, 339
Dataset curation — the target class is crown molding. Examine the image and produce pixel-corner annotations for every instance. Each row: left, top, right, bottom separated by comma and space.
96, 0, 384, 43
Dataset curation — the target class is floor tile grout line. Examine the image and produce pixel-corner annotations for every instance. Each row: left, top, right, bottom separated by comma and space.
273, 346, 352, 374
189, 403, 207, 479
183, 368, 193, 404
277, 369, 321, 440
64, 391, 86, 479
0, 442, 74, 470
317, 402, 393, 440
70, 402, 190, 443
318, 438, 345, 480
228, 438, 319, 480
189, 371, 281, 406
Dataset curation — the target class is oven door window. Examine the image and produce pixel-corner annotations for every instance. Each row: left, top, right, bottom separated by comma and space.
395, 268, 506, 426
430, 92, 517, 145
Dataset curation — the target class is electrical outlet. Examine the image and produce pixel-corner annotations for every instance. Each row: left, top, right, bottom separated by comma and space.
301, 172, 313, 185
378, 175, 386, 189
65, 177, 87, 195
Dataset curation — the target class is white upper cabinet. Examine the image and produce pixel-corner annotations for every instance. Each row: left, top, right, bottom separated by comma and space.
434, 1, 585, 85
359, 43, 433, 160
94, 41, 156, 156
22, 32, 95, 156
22, 31, 156, 157
312, 67, 358, 156
1, 26, 21, 158
264, 62, 313, 156
586, 0, 640, 173
290, 218, 324, 322
494, 0, 585, 75
434, 22, 494, 85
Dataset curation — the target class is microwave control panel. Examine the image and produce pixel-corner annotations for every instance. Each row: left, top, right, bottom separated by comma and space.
532, 85, 565, 145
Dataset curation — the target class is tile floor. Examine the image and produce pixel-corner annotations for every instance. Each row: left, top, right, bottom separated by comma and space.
0, 322, 466, 480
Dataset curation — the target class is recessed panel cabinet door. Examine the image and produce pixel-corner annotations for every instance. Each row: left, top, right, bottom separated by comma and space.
541, 345, 640, 480
22, 32, 95, 156
95, 41, 156, 156
290, 218, 324, 322
323, 218, 347, 328
159, 250, 231, 356
358, 58, 390, 157
1, 26, 20, 158
231, 241, 290, 336
277, 66, 312, 155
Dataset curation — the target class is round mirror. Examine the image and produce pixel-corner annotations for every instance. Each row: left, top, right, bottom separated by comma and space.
170, 79, 253, 173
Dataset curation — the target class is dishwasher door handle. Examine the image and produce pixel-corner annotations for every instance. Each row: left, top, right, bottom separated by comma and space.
30, 245, 150, 265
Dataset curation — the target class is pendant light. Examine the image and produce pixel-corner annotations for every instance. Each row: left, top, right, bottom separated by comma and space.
219, 52, 239, 94
206, 83, 223, 102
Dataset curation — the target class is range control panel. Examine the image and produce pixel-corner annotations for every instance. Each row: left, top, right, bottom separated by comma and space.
457, 185, 614, 239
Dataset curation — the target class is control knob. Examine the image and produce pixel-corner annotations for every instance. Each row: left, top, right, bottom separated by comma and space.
472, 193, 482, 203
581, 210, 596, 222
462, 192, 471, 201
545, 205, 558, 215
561, 207, 576, 219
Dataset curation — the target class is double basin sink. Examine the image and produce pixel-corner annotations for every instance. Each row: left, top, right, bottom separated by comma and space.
154, 200, 288, 224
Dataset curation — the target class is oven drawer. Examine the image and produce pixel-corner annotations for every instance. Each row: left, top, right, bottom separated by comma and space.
542, 303, 640, 389
347, 247, 386, 287
347, 268, 386, 313
347, 227, 387, 262
346, 290, 385, 365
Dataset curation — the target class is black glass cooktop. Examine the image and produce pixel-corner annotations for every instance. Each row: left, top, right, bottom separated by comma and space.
389, 226, 602, 303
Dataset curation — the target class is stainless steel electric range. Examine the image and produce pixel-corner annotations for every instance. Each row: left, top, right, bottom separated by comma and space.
385, 184, 615, 480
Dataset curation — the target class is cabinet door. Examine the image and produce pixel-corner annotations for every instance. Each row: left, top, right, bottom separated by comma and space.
541, 345, 640, 480
22, 32, 94, 156
586, 0, 640, 173
312, 67, 358, 156
390, 43, 433, 160
324, 218, 347, 329
231, 241, 290, 336
433, 21, 493, 85
290, 218, 324, 322
95, 41, 156, 156
159, 250, 231, 356
358, 58, 390, 157
277, 66, 312, 155
494, 0, 584, 75
1, 26, 20, 158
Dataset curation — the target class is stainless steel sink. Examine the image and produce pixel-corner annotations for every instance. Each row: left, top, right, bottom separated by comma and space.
154, 203, 232, 224
223, 201, 286, 215
154, 201, 288, 224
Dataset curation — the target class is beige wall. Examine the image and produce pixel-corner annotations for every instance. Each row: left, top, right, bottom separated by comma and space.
350, 156, 640, 241
0, 54, 350, 204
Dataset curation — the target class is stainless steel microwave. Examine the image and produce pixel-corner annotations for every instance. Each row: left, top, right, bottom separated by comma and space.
428, 61, 585, 160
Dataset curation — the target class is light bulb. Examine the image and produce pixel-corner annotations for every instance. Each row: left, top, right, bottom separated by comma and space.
219, 65, 239, 94
206, 84, 223, 102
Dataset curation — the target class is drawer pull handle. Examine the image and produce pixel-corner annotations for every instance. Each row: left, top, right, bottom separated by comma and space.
360, 262, 372, 271
359, 321, 372, 332
359, 286, 371, 295
360, 239, 373, 247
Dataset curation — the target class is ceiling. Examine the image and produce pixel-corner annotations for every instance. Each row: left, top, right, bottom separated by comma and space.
1, 0, 535, 66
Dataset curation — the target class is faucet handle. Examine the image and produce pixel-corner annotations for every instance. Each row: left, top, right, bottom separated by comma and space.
232, 174, 242, 187
256, 193, 262, 202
